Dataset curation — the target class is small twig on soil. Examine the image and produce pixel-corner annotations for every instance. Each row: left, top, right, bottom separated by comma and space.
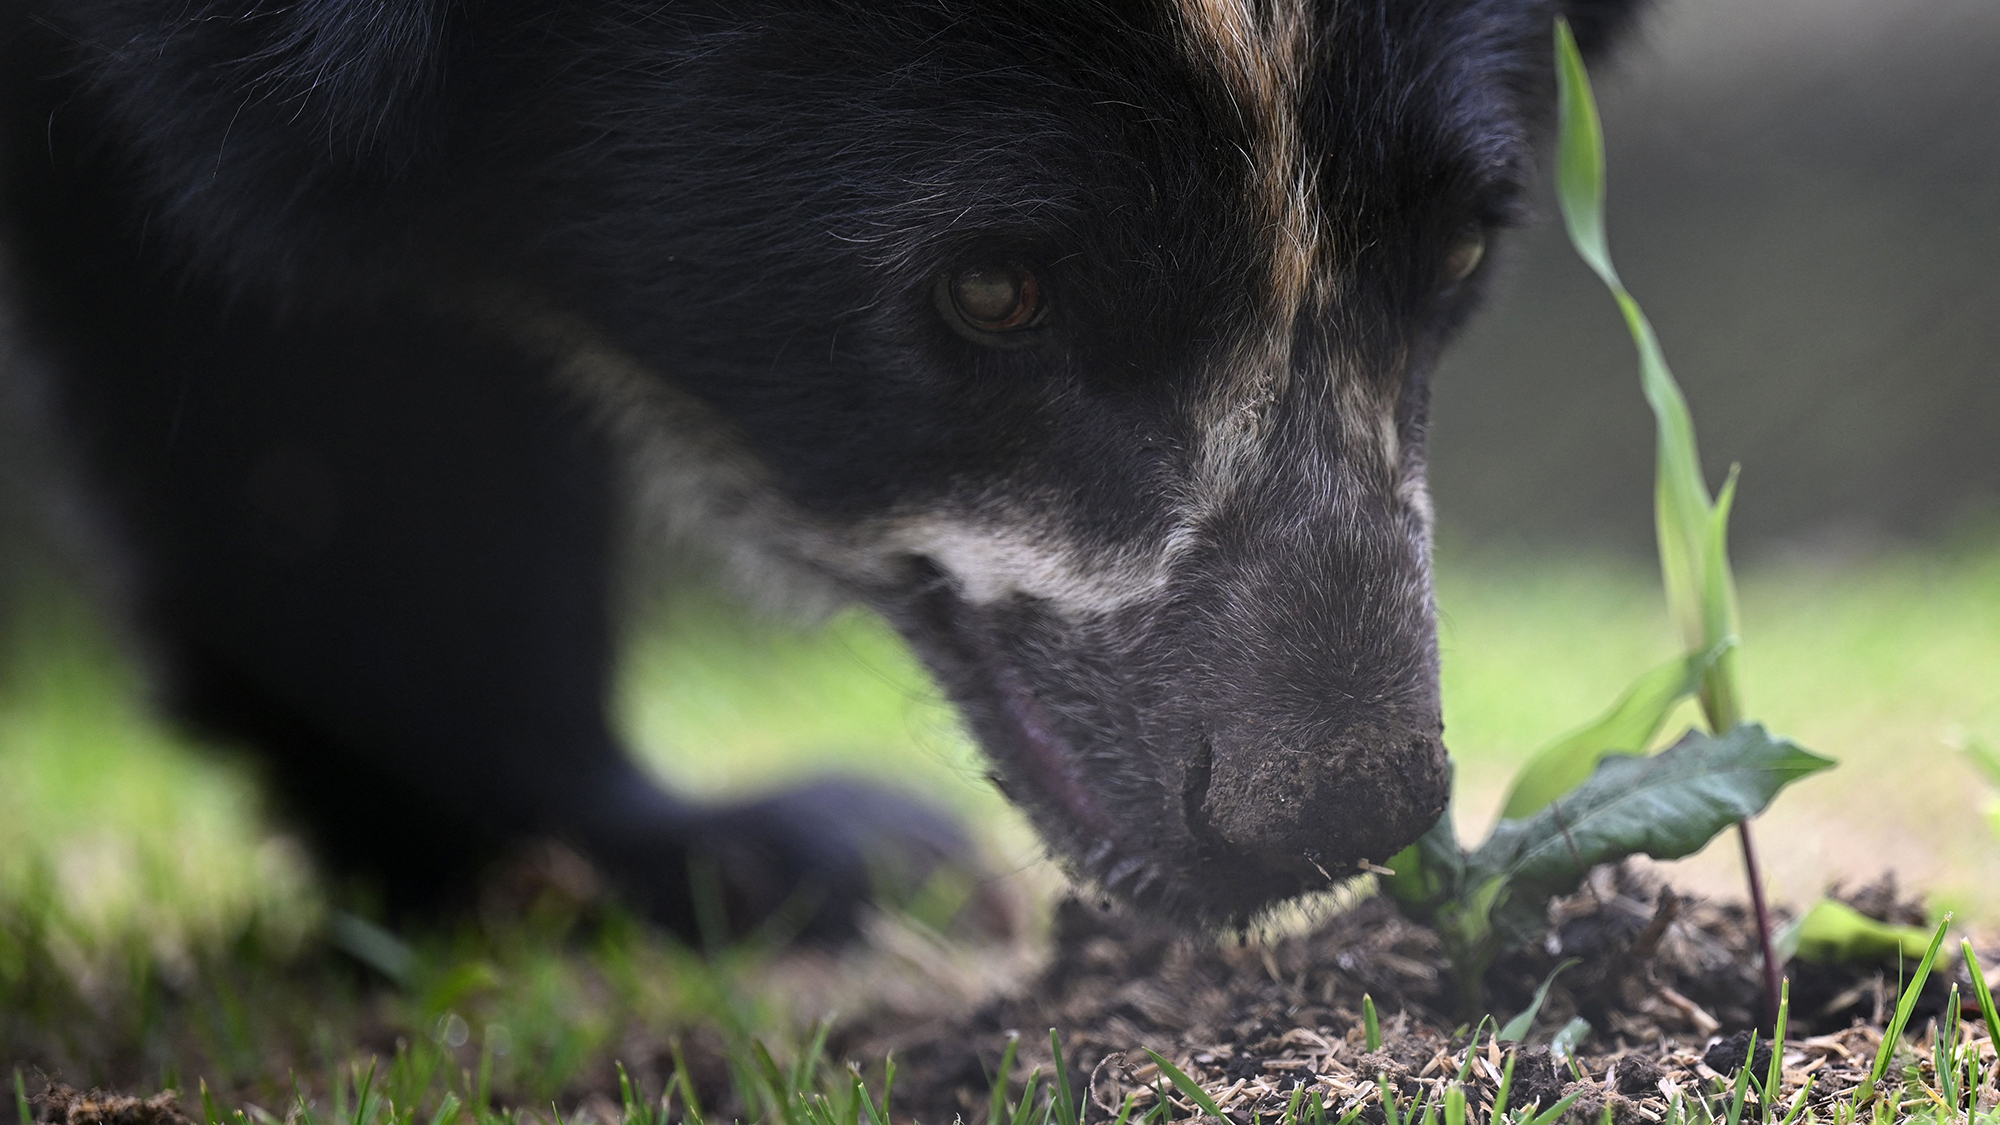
1631, 888, 1680, 959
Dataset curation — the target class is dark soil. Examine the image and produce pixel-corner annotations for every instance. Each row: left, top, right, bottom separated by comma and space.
841, 869, 1981, 1125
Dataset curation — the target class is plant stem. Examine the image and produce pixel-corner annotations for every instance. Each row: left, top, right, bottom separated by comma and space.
1736, 819, 1781, 1027
1701, 654, 1777, 1026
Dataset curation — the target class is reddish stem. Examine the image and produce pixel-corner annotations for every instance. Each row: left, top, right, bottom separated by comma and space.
1737, 819, 1782, 1027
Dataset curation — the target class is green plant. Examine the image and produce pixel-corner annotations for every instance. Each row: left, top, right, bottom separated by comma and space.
1382, 18, 1836, 1021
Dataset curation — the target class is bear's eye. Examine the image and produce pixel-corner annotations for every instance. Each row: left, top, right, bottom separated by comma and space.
938, 264, 1046, 343
1440, 228, 1487, 289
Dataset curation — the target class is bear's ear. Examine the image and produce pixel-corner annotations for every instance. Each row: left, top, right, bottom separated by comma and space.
1561, 0, 1652, 58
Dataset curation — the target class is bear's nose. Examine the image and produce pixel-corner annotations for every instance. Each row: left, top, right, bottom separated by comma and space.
1193, 722, 1450, 868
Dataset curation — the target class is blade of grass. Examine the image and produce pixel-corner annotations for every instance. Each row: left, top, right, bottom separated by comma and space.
1416, 1086, 1439, 1125
1454, 1020, 1491, 1085
1364, 995, 1383, 1052
1009, 1071, 1043, 1125
1492, 1051, 1519, 1122
1935, 983, 1962, 1116
1964, 941, 2000, 1036
1143, 1051, 1226, 1121
989, 1034, 1021, 1125
757, 1039, 813, 1125
1776, 1078, 1814, 1125
355, 1059, 383, 1125
1724, 1034, 1758, 1125
879, 1055, 896, 1125
425, 1094, 461, 1125
667, 1040, 705, 1125
1050, 1030, 1077, 1125
855, 1071, 889, 1125
14, 1070, 29, 1125
793, 1021, 833, 1096
1859, 916, 1952, 1102
1524, 1090, 1585, 1125
1763, 979, 1790, 1125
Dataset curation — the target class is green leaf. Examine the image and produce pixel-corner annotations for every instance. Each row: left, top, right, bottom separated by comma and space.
1553, 19, 1613, 287
1470, 724, 1832, 940
1553, 17, 1744, 728
1779, 899, 1935, 965
1499, 643, 1729, 820
1696, 468, 1746, 730
1498, 958, 1579, 1042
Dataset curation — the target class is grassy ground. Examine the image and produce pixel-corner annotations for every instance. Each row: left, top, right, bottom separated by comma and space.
3, 539, 1998, 1111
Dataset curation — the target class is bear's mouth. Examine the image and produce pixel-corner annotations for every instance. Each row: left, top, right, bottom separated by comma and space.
888, 567, 1136, 872
888, 567, 1289, 917
982, 660, 1116, 839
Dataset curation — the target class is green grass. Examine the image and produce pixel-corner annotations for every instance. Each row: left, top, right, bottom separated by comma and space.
3, 541, 1998, 1109
17, 960, 1996, 1125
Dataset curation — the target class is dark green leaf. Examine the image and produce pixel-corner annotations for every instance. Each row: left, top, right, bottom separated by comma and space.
1470, 724, 1832, 940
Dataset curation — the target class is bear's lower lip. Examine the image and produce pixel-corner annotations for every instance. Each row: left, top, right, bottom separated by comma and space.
892, 572, 1116, 843
982, 659, 1115, 838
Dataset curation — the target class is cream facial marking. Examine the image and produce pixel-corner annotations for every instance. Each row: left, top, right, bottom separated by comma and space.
1171, 0, 1347, 522
1174, 0, 1326, 327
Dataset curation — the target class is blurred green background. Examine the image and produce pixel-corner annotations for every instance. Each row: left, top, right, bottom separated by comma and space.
5, 539, 1998, 953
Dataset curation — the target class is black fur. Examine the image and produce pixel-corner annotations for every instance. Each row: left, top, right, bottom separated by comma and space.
0, 0, 1645, 932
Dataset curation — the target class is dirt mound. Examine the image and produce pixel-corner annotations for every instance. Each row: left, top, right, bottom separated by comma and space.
844, 869, 1971, 1124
